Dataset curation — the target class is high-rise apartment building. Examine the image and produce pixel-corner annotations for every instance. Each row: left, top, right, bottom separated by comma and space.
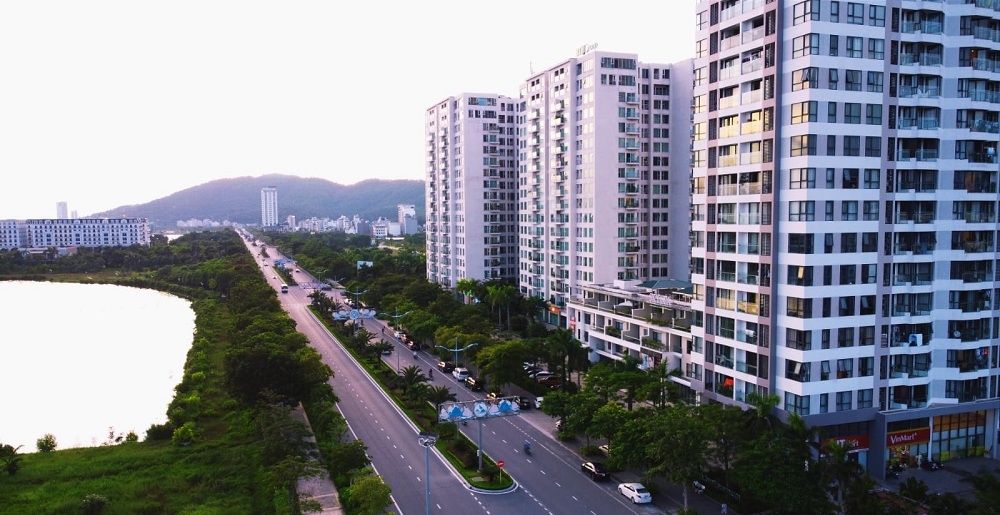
261, 186, 278, 227
56, 201, 68, 219
425, 94, 519, 288
518, 49, 693, 326
692, 0, 998, 475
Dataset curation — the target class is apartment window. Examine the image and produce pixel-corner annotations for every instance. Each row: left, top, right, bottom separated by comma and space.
866, 104, 882, 124
787, 297, 812, 318
865, 136, 882, 157
790, 167, 816, 189
793, 34, 820, 58
843, 136, 860, 156
788, 233, 814, 254
830, 35, 839, 56
860, 325, 876, 345
845, 69, 862, 91
789, 201, 816, 221
869, 5, 885, 27
824, 233, 834, 253
819, 393, 829, 413
867, 72, 883, 93
823, 297, 832, 316
831, 1, 840, 22
861, 266, 877, 286
829, 68, 839, 90
794, 0, 820, 24
839, 296, 855, 316
788, 265, 814, 286
863, 200, 880, 220
790, 134, 817, 156
847, 2, 863, 24
794, 67, 818, 91
838, 327, 855, 347
828, 102, 838, 123
842, 233, 858, 253
825, 201, 835, 221
785, 392, 810, 416
826, 168, 835, 188
858, 388, 873, 408
844, 103, 861, 124
828, 135, 837, 156
861, 232, 878, 252
845, 36, 862, 58
868, 39, 884, 60
837, 359, 854, 379
791, 101, 818, 124
836, 390, 853, 411
842, 200, 859, 220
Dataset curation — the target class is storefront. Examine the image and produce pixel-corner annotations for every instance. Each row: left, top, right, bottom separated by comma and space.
820, 434, 870, 471
886, 427, 930, 469
884, 410, 991, 468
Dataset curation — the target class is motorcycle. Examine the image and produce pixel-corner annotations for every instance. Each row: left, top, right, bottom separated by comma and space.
523, 441, 532, 456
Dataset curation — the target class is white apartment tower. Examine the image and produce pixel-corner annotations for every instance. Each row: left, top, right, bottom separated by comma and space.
261, 186, 279, 227
518, 49, 693, 325
425, 94, 519, 288
56, 201, 68, 219
692, 0, 999, 475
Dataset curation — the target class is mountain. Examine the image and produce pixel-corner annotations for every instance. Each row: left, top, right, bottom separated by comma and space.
90, 174, 425, 229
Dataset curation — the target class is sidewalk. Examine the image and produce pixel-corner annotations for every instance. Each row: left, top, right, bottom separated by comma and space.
292, 405, 346, 514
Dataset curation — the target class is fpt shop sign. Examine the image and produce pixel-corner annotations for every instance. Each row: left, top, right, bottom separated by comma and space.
886, 428, 931, 446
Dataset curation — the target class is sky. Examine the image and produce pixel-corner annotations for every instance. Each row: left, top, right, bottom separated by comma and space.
0, 1, 696, 219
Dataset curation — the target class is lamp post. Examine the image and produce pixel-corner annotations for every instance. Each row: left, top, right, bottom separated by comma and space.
435, 338, 479, 367
343, 289, 369, 333
418, 432, 438, 515
383, 309, 413, 371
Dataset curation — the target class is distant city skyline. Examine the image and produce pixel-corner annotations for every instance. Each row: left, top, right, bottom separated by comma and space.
0, 1, 695, 219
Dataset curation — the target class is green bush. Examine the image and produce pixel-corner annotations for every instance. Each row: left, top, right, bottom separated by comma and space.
145, 422, 174, 441
171, 422, 196, 446
36, 433, 57, 453
580, 445, 600, 457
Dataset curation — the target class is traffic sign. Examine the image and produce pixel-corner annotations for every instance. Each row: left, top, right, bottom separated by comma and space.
497, 460, 504, 468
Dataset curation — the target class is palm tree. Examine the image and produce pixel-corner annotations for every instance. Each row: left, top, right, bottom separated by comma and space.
455, 278, 479, 304
398, 365, 429, 399
425, 385, 458, 430
0, 444, 23, 476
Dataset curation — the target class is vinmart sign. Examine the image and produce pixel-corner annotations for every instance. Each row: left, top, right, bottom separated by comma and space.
886, 427, 931, 446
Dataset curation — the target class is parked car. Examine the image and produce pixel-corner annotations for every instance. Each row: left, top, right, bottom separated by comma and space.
538, 376, 562, 387
581, 461, 610, 481
532, 371, 555, 381
618, 483, 652, 504
320, 284, 332, 291
465, 376, 484, 391
514, 396, 532, 410
534, 396, 544, 409
437, 361, 455, 373
452, 367, 469, 380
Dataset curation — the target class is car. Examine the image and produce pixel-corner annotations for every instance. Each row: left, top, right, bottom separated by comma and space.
618, 483, 652, 504
437, 361, 455, 373
581, 461, 610, 481
533, 371, 555, 381
514, 396, 532, 410
486, 392, 501, 402
452, 367, 469, 380
407, 341, 420, 351
465, 376, 484, 391
555, 418, 564, 430
534, 396, 544, 409
599, 444, 611, 456
272, 275, 277, 279
320, 284, 332, 291
538, 376, 562, 387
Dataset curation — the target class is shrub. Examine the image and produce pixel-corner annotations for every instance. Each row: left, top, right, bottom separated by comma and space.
580, 445, 600, 457
36, 433, 57, 453
171, 422, 197, 446
145, 422, 174, 441
82, 494, 108, 515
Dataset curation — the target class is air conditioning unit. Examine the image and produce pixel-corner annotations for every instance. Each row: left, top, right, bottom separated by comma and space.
908, 333, 923, 346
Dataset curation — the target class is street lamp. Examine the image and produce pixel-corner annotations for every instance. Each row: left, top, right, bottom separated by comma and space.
383, 309, 413, 371
417, 431, 438, 515
435, 338, 479, 367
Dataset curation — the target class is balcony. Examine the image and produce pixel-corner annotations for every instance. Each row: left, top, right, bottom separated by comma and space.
898, 117, 940, 130
899, 86, 941, 98
897, 148, 938, 161
899, 53, 943, 66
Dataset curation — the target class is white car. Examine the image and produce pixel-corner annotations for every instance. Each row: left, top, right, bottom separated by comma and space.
532, 371, 554, 381
452, 367, 469, 380
534, 397, 544, 409
618, 482, 652, 504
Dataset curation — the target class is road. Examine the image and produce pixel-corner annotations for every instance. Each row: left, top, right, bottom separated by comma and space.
252, 244, 672, 514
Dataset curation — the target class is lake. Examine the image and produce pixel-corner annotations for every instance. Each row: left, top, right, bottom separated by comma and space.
0, 281, 194, 452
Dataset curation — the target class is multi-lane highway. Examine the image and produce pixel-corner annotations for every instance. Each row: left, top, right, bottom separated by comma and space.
251, 244, 668, 514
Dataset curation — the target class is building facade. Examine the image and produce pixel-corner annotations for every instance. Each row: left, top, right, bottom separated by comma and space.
23, 218, 150, 247
56, 202, 68, 219
518, 50, 693, 326
692, 0, 999, 475
425, 93, 519, 288
261, 186, 279, 227
0, 220, 25, 250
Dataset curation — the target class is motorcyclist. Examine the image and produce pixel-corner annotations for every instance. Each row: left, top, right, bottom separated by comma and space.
523, 440, 531, 453
428, 368, 434, 379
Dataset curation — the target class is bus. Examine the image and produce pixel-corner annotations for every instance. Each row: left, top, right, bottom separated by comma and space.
280, 284, 289, 294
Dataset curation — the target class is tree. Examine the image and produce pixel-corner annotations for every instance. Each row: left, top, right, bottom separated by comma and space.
647, 404, 709, 513
699, 402, 744, 486
397, 365, 429, 399
347, 474, 392, 515
0, 444, 23, 476
565, 390, 606, 446
588, 402, 629, 448
425, 385, 458, 428
36, 433, 57, 452
821, 440, 864, 513
455, 278, 480, 304
475, 340, 531, 392
539, 389, 574, 426
961, 467, 1000, 513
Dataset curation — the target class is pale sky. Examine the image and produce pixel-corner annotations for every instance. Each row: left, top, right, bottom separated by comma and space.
0, 1, 696, 219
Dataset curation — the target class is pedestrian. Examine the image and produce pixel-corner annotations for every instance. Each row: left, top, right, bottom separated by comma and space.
721, 502, 728, 514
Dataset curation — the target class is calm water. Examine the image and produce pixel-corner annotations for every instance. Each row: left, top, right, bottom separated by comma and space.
0, 281, 194, 452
